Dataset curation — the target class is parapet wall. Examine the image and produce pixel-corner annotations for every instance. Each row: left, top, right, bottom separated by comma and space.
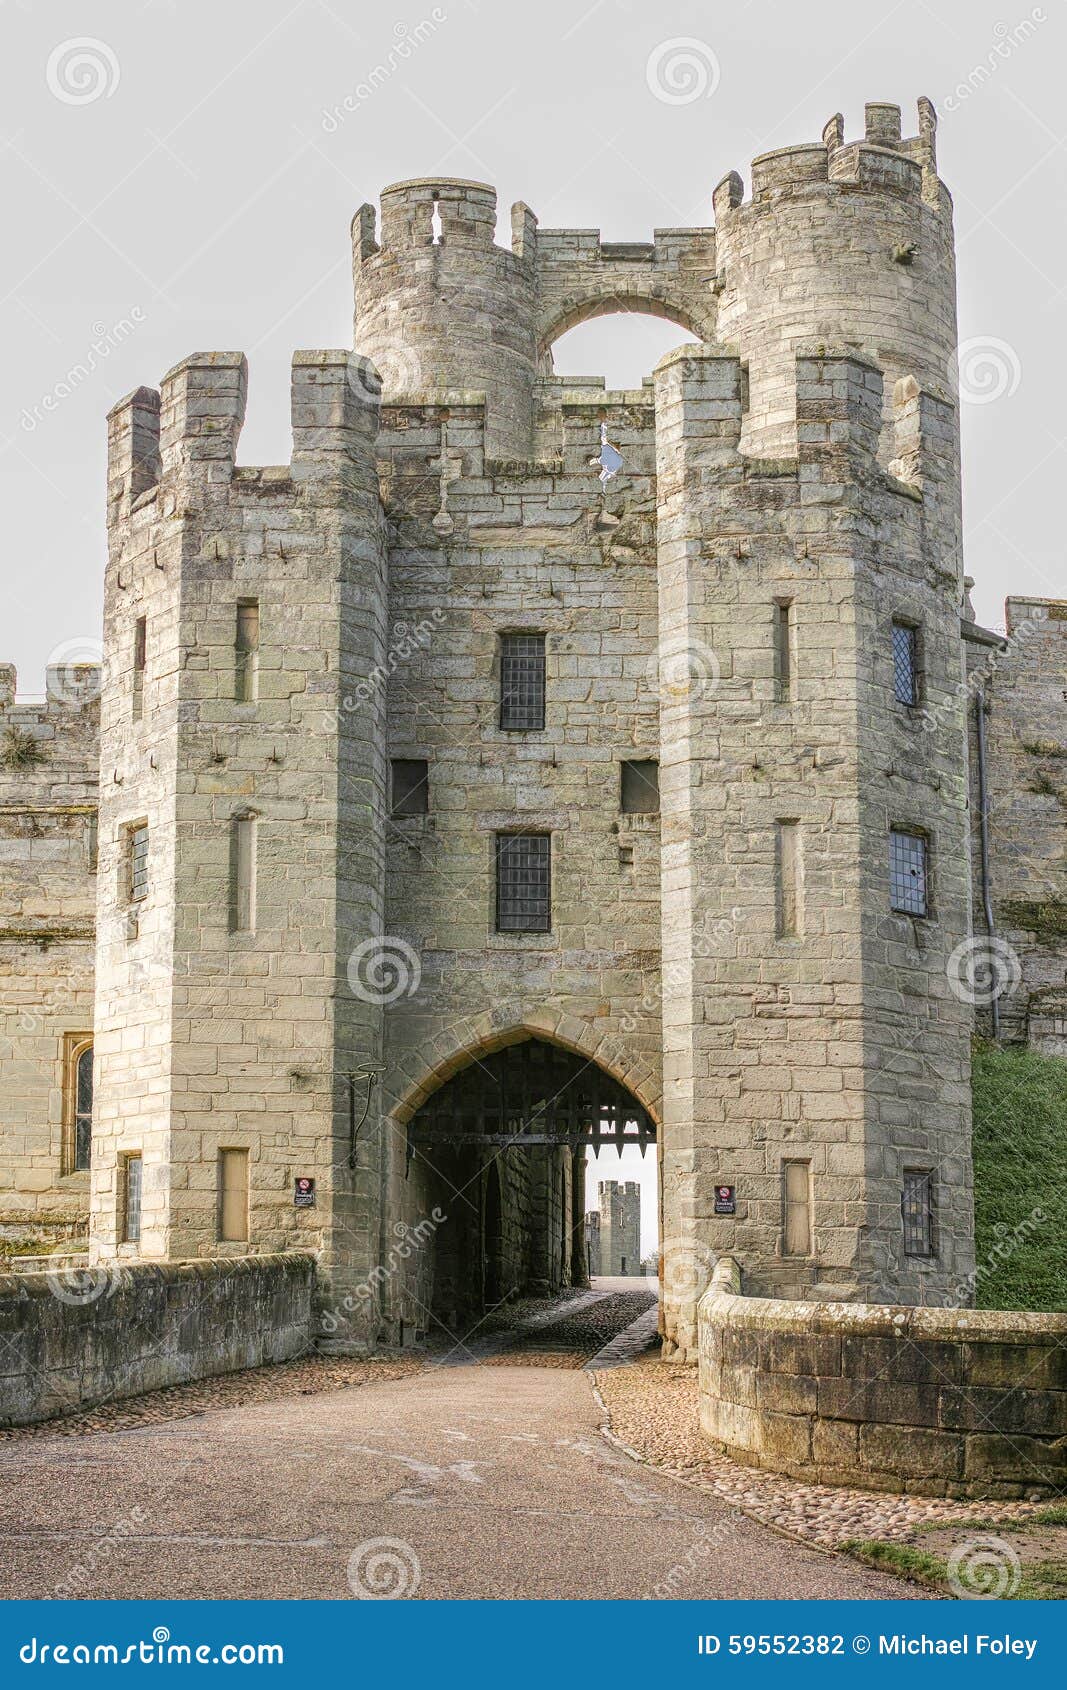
0, 1254, 315, 1427
698, 1259, 1067, 1499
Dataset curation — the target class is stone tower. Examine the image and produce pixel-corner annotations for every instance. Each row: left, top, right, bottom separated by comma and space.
598, 1180, 642, 1276
85, 97, 975, 1358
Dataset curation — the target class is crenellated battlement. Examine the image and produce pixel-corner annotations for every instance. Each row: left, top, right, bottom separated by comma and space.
715, 98, 942, 216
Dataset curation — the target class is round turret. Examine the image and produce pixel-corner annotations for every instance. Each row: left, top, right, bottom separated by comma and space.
712, 100, 957, 480
352, 178, 539, 459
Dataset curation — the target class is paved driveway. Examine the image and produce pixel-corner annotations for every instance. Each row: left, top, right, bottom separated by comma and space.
0, 1296, 920, 1601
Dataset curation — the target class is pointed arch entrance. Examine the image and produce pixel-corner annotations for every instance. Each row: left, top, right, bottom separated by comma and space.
404, 1035, 656, 1326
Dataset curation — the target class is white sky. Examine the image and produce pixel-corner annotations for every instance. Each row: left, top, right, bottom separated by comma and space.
3, 0, 1065, 695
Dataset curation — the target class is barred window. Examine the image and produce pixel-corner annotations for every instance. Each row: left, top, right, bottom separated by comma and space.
889, 829, 928, 916
892, 621, 919, 706
496, 833, 550, 933
902, 1169, 934, 1257
391, 758, 429, 817
123, 1155, 143, 1244
499, 634, 546, 731
620, 759, 659, 815
128, 824, 149, 904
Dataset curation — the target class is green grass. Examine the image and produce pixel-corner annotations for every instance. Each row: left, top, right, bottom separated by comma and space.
971, 1041, 1067, 1312
844, 1537, 1067, 1600
842, 1540, 950, 1591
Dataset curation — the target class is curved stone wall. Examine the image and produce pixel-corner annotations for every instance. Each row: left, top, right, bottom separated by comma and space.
698, 1259, 1067, 1498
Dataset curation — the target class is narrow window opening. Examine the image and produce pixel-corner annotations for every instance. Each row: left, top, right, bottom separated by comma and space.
776, 820, 802, 938
496, 833, 551, 933
63, 1034, 93, 1174
889, 828, 928, 916
431, 193, 443, 244
127, 823, 149, 905
230, 814, 257, 933
132, 616, 146, 721
235, 600, 260, 703
391, 758, 429, 817
774, 601, 794, 702
218, 1148, 250, 1243
122, 1154, 143, 1243
499, 633, 546, 732
892, 619, 919, 706
782, 1159, 812, 1257
620, 759, 659, 815
86, 812, 98, 874
902, 1169, 935, 1257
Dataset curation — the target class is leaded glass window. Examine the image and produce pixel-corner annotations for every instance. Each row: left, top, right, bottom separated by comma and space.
496, 833, 550, 933
499, 634, 545, 731
892, 621, 918, 706
889, 829, 927, 916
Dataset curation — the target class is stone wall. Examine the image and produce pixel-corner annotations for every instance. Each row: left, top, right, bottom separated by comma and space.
0, 665, 99, 1230
978, 598, 1067, 1051
699, 1258, 1067, 1498
0, 1252, 314, 1427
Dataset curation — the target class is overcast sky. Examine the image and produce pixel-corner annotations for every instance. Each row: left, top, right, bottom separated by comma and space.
2, 0, 1064, 694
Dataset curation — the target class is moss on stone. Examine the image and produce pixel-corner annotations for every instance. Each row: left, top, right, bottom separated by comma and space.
999, 899, 1067, 938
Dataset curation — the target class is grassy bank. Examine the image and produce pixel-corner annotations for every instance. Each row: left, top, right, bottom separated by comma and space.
971, 1040, 1067, 1312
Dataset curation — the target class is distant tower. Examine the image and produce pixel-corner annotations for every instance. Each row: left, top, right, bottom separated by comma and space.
598, 1180, 641, 1276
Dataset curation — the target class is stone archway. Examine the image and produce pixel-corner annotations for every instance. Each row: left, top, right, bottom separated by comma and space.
537, 293, 711, 377
401, 1033, 657, 1326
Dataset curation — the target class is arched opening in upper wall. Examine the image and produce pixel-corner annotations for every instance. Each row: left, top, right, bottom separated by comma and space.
540, 297, 704, 391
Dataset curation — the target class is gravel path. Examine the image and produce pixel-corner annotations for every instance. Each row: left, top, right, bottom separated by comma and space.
593, 1353, 1048, 1548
